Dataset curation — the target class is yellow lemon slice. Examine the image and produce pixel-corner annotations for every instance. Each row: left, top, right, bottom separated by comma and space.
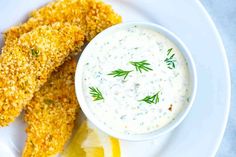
62, 121, 120, 157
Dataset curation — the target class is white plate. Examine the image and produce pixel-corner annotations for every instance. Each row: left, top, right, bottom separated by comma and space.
0, 0, 231, 157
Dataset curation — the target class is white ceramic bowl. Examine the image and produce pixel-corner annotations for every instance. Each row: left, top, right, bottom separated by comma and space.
75, 22, 197, 141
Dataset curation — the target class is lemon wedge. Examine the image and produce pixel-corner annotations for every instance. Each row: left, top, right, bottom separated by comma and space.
62, 121, 120, 157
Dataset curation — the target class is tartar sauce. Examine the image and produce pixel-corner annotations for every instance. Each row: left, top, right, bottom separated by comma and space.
82, 25, 190, 134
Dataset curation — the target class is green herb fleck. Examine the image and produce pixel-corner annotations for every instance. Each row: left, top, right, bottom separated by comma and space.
164, 48, 176, 69
44, 99, 54, 105
139, 92, 160, 104
167, 48, 173, 55
187, 97, 190, 102
30, 140, 35, 147
108, 69, 133, 79
31, 49, 39, 57
89, 87, 104, 101
130, 60, 153, 73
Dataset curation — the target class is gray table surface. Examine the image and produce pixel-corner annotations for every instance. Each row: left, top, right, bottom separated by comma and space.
200, 0, 236, 156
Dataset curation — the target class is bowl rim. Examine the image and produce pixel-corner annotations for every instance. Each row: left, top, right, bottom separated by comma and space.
75, 22, 198, 141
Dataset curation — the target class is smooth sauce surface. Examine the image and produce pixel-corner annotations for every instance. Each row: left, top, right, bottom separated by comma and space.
82, 25, 190, 134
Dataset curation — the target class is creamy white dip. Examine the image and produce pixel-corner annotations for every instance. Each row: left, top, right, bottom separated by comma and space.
82, 25, 190, 134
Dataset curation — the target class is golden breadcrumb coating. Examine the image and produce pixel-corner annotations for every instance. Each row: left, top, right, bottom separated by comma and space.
23, 59, 79, 157
0, 22, 84, 126
4, 0, 122, 43
82, 0, 122, 40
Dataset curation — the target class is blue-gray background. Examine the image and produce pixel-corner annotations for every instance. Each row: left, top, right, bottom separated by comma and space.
201, 0, 235, 156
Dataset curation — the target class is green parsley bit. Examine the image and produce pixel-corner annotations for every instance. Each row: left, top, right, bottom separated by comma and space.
43, 99, 54, 105
31, 48, 39, 57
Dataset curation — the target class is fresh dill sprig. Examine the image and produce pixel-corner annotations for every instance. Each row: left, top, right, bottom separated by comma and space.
89, 87, 104, 101
129, 60, 153, 73
108, 69, 133, 79
139, 92, 160, 104
164, 48, 176, 69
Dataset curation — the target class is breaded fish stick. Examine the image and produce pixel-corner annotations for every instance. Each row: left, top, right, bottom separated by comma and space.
0, 22, 84, 126
23, 59, 79, 157
4, 0, 122, 43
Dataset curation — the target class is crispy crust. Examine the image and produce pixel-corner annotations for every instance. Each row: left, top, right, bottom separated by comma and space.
23, 59, 79, 157
4, 0, 122, 43
0, 23, 84, 126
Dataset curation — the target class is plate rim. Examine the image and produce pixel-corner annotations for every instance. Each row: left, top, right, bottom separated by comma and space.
196, 0, 231, 156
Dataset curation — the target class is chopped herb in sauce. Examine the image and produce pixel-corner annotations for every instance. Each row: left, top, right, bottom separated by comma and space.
31, 48, 39, 57
108, 69, 133, 80
165, 48, 176, 69
187, 97, 190, 102
89, 87, 104, 101
130, 60, 153, 73
139, 91, 160, 104
167, 48, 173, 55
